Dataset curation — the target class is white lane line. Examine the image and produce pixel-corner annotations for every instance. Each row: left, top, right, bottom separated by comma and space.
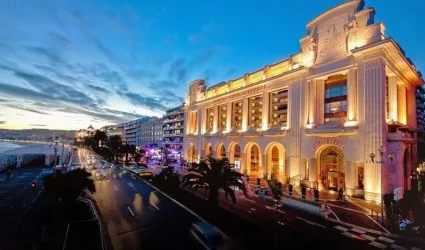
377, 236, 395, 244
113, 185, 119, 191
265, 205, 286, 213
369, 241, 387, 249
127, 206, 135, 216
150, 203, 160, 211
360, 234, 376, 241
335, 225, 349, 232
138, 177, 207, 223
366, 214, 391, 234
351, 227, 366, 234
295, 217, 327, 228
329, 207, 341, 222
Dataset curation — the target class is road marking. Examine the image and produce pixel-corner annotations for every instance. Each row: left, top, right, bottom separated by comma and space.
390, 244, 406, 250
250, 208, 256, 211
369, 241, 387, 249
247, 209, 253, 213
360, 234, 376, 241
127, 206, 135, 216
113, 185, 119, 191
150, 203, 160, 211
377, 236, 395, 244
335, 225, 349, 232
240, 196, 256, 203
128, 182, 135, 188
366, 214, 391, 234
351, 227, 366, 234
265, 205, 286, 213
296, 217, 327, 228
329, 207, 341, 222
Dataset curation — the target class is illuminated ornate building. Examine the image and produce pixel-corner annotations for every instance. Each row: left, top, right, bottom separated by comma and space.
183, 0, 423, 202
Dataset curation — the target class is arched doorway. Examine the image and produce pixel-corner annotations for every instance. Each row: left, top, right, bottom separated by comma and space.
265, 142, 286, 182
317, 146, 345, 191
246, 143, 261, 179
404, 149, 409, 190
229, 143, 242, 171
216, 143, 226, 159
188, 143, 196, 163
204, 143, 212, 158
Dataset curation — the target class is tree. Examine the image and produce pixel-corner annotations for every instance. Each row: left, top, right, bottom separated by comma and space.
182, 157, 247, 208
93, 130, 108, 150
107, 135, 122, 163
43, 168, 96, 204
121, 144, 136, 165
134, 150, 142, 165
154, 166, 181, 193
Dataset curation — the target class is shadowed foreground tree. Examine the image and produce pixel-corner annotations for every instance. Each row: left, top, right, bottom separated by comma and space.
182, 157, 247, 209
43, 169, 96, 205
107, 135, 122, 163
153, 166, 181, 194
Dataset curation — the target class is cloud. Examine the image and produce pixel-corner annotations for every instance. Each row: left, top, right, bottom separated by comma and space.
168, 58, 188, 83
223, 68, 237, 78
29, 124, 46, 127
86, 84, 110, 94
117, 90, 168, 112
0, 121, 6, 124
0, 98, 9, 103
5, 104, 50, 115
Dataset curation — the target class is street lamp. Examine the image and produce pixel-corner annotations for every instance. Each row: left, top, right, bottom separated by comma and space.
369, 146, 396, 225
53, 136, 59, 178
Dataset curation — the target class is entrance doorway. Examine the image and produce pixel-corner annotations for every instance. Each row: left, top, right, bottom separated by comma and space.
318, 146, 345, 191
246, 144, 260, 179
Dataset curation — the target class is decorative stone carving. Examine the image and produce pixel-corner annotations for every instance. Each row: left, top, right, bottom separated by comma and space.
307, 37, 317, 66
346, 19, 359, 52
316, 15, 348, 64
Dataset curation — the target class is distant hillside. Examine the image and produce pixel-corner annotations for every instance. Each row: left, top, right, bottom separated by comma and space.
0, 129, 76, 141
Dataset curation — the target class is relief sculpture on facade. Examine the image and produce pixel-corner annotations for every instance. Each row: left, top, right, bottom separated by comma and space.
316, 15, 349, 64
346, 19, 359, 53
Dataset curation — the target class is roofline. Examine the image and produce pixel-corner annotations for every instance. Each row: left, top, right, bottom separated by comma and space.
307, 0, 363, 28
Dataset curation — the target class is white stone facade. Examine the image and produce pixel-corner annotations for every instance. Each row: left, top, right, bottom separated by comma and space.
183, 0, 423, 202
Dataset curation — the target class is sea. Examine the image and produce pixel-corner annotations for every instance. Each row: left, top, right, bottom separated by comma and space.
0, 141, 33, 154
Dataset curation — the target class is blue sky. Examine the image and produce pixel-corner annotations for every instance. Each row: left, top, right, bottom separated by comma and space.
0, 0, 424, 130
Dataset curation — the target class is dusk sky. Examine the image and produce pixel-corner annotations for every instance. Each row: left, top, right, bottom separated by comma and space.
0, 0, 424, 130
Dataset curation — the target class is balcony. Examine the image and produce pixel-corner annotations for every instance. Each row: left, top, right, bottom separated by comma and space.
387, 131, 416, 142
163, 118, 184, 124
163, 126, 184, 131
305, 122, 358, 136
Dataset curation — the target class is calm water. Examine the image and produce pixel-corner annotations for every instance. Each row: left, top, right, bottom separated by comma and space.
0, 141, 40, 154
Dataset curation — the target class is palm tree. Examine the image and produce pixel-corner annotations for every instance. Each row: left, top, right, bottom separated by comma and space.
107, 135, 122, 163
182, 157, 247, 208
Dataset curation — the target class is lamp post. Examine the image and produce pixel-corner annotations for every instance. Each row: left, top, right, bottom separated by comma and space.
53, 136, 59, 178
369, 146, 396, 225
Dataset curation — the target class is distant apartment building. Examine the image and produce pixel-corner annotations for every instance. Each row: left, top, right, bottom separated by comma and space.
137, 117, 163, 147
123, 118, 147, 146
163, 105, 184, 158
102, 124, 125, 138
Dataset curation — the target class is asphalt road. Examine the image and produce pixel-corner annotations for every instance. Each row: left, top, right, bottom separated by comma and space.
76, 149, 212, 250
76, 150, 425, 250
0, 167, 46, 240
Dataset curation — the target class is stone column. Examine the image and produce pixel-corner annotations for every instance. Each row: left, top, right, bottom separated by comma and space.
308, 158, 317, 182
213, 106, 219, 133
315, 79, 325, 124
307, 80, 316, 124
262, 92, 269, 130
388, 75, 398, 122
363, 58, 386, 202
260, 154, 266, 179
347, 69, 358, 121
398, 84, 407, 125
242, 97, 248, 131
226, 102, 232, 132
345, 161, 357, 196
407, 87, 416, 128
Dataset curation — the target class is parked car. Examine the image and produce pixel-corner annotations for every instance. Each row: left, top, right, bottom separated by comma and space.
189, 222, 232, 250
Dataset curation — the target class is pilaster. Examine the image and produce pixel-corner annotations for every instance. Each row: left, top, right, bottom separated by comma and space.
226, 102, 232, 132
347, 68, 358, 121
398, 84, 407, 125
315, 79, 325, 124
388, 75, 398, 122
213, 105, 219, 133
242, 97, 248, 131
262, 92, 270, 130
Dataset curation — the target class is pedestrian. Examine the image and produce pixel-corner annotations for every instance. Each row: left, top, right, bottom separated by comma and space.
338, 187, 343, 201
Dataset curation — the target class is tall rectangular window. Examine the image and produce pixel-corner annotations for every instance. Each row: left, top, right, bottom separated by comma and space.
218, 104, 227, 130
269, 89, 288, 127
206, 107, 214, 132
232, 101, 243, 130
189, 111, 197, 134
248, 95, 262, 129
385, 76, 390, 120
324, 75, 347, 123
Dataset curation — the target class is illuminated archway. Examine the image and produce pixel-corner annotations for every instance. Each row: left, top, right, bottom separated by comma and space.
204, 143, 212, 158
216, 143, 226, 159
188, 143, 196, 163
316, 145, 345, 191
265, 142, 286, 182
245, 143, 261, 179
229, 143, 242, 171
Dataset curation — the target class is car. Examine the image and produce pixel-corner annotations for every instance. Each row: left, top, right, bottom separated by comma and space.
189, 222, 232, 250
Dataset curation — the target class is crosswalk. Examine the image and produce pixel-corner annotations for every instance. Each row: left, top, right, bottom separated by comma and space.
334, 225, 422, 250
